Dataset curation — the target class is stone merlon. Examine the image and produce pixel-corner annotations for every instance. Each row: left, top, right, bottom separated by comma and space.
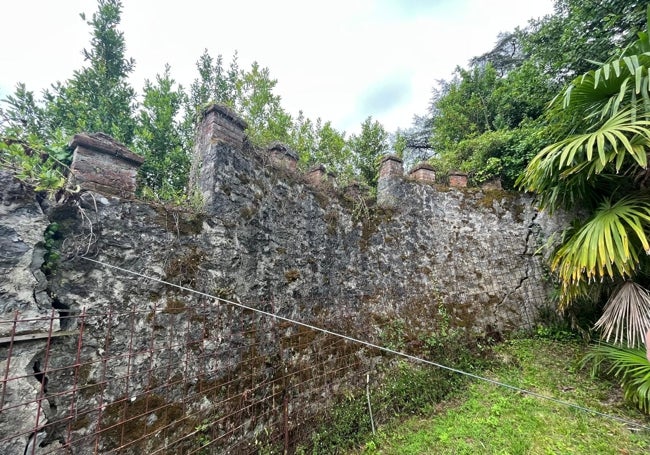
202, 104, 248, 131
69, 132, 144, 199
69, 133, 144, 166
409, 162, 436, 183
378, 155, 404, 180
267, 142, 299, 170
198, 104, 248, 151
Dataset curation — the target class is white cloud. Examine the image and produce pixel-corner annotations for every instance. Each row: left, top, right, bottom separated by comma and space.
0, 0, 554, 134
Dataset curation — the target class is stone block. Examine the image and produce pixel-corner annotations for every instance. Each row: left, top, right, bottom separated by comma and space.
201, 104, 248, 150
378, 155, 403, 179
481, 177, 502, 190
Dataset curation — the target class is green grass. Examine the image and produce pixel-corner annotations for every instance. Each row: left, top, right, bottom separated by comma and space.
350, 339, 650, 455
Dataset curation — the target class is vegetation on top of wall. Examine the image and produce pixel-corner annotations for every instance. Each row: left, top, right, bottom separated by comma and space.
0, 0, 395, 202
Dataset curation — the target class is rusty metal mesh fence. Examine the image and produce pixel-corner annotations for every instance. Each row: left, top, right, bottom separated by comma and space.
1, 300, 388, 454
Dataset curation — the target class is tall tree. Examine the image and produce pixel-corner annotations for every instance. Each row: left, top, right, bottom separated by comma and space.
187, 51, 240, 117
429, 64, 501, 155
44, 0, 137, 144
0, 0, 137, 195
524, 0, 646, 80
470, 30, 526, 77
135, 65, 189, 197
185, 52, 291, 147
0, 84, 49, 139
348, 116, 389, 186
288, 111, 318, 167
239, 62, 292, 146
314, 121, 353, 179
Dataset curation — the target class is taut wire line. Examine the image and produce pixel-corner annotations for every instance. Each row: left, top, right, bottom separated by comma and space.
80, 255, 650, 431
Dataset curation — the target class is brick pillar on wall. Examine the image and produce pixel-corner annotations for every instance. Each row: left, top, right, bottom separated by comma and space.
378, 155, 404, 180
69, 133, 144, 199
449, 171, 468, 188
199, 104, 248, 150
377, 155, 404, 208
189, 103, 249, 207
267, 142, 298, 171
306, 164, 327, 186
408, 162, 436, 183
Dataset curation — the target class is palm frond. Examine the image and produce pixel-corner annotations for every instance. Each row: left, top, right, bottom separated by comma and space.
594, 281, 650, 348
517, 110, 650, 212
582, 342, 650, 413
548, 109, 650, 172
559, 53, 650, 121
552, 195, 650, 287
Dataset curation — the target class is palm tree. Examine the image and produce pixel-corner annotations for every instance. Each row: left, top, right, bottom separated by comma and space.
518, 6, 650, 347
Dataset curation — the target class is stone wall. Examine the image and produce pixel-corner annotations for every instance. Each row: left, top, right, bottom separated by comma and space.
0, 105, 566, 453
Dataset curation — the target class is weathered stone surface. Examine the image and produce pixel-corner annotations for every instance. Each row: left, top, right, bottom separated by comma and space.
305, 164, 327, 186
0, 171, 52, 332
267, 142, 299, 171
0, 173, 62, 454
377, 155, 404, 208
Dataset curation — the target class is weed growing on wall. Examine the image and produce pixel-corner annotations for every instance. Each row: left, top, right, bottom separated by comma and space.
42, 222, 62, 275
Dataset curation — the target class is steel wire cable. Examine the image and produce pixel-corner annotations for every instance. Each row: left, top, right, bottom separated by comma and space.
80, 256, 650, 431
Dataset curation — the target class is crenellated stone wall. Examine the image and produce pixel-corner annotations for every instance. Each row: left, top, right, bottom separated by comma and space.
0, 103, 567, 454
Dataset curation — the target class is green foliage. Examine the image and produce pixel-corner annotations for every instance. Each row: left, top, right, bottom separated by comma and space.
313, 121, 354, 180
185, 51, 292, 148
0, 83, 49, 139
348, 116, 389, 187
194, 420, 212, 455
518, 9, 650, 315
44, 0, 137, 144
42, 222, 63, 275
429, 65, 501, 154
419, 0, 646, 191
426, 59, 555, 188
552, 197, 650, 285
534, 324, 579, 342
524, 0, 647, 80
307, 359, 474, 455
392, 132, 407, 160
582, 342, 650, 413
305, 308, 493, 454
2, 0, 390, 202
239, 62, 292, 146
135, 65, 189, 197
188, 50, 240, 113
288, 111, 318, 166
0, 132, 71, 195
1, 0, 136, 198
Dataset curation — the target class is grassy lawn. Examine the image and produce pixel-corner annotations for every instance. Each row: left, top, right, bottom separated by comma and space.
350, 338, 650, 455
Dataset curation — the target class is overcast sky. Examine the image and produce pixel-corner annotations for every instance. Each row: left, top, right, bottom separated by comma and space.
0, 0, 554, 134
